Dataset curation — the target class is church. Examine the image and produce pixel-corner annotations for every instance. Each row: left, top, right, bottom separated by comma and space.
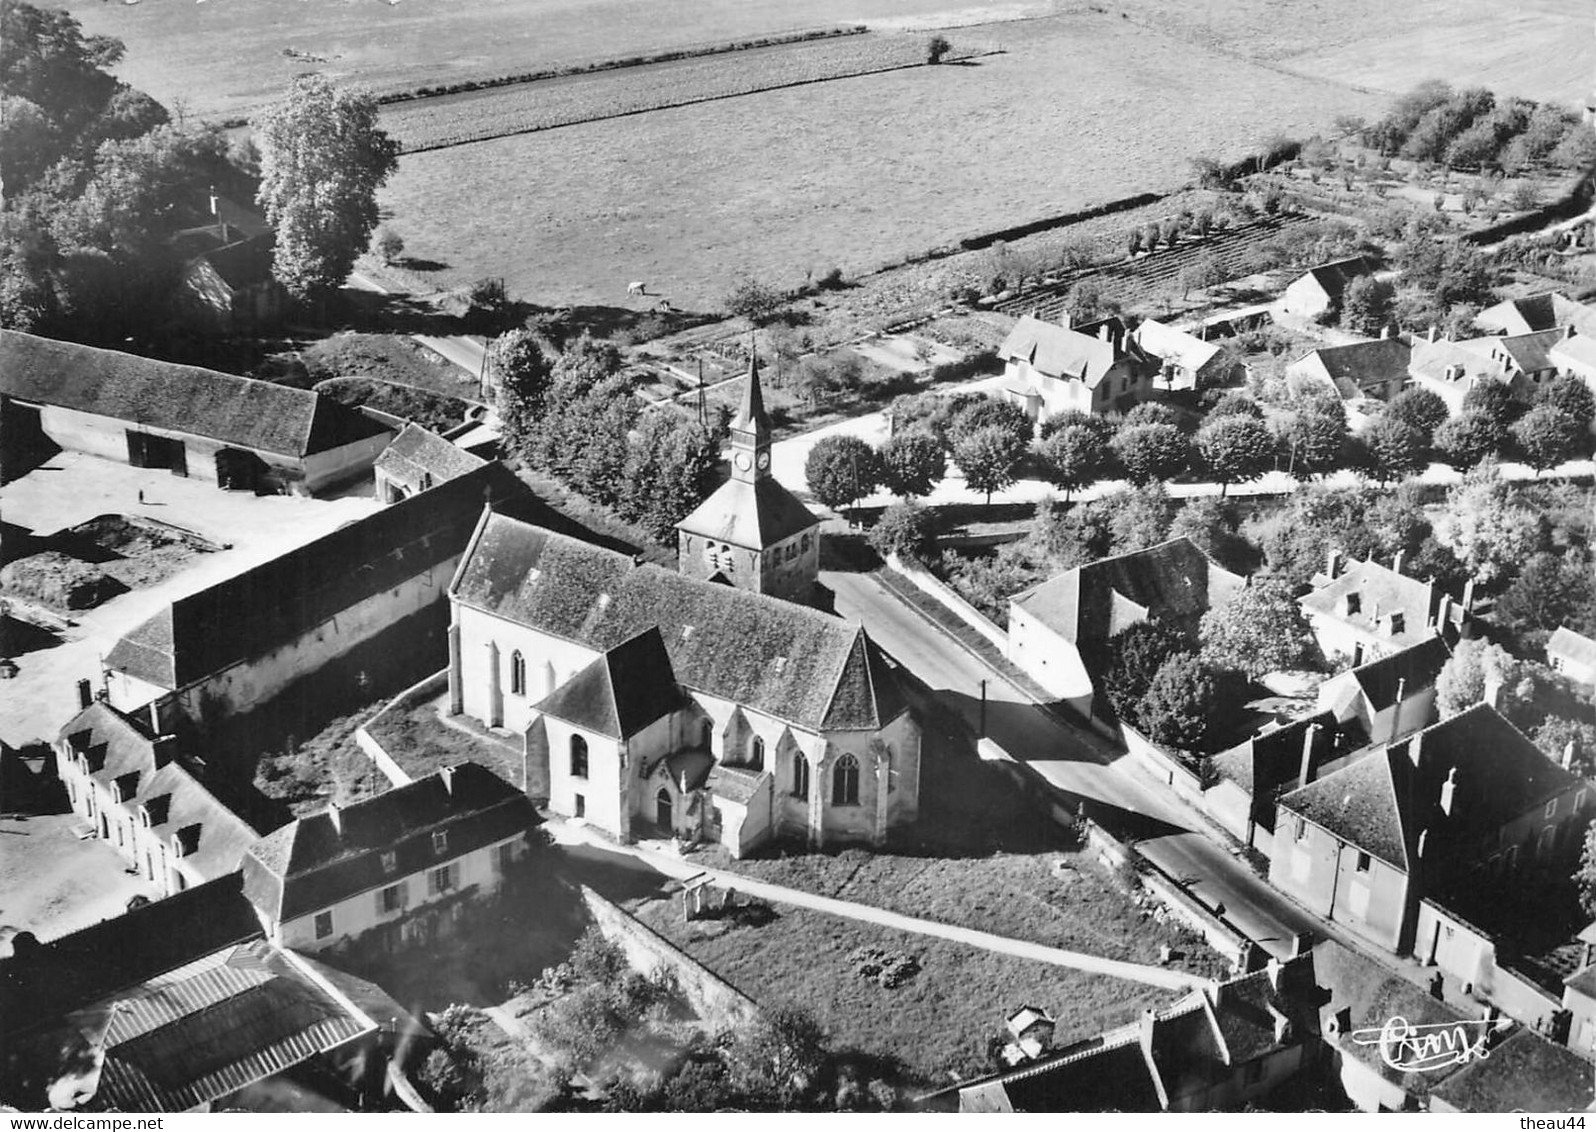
444, 358, 920, 856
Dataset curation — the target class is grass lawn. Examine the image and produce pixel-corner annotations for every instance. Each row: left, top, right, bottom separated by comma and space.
367, 697, 527, 788
625, 891, 1183, 1086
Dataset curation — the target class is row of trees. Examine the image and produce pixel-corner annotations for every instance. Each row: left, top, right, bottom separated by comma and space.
491, 328, 726, 541
1356, 81, 1595, 173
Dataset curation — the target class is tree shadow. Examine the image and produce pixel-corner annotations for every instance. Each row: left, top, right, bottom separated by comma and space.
399, 256, 450, 273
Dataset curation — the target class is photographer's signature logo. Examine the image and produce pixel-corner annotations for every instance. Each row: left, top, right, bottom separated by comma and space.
1349, 1016, 1492, 1073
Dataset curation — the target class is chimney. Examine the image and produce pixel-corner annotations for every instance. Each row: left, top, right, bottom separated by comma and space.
1298, 722, 1323, 791
327, 803, 341, 835
1405, 730, 1424, 766
1269, 1003, 1292, 1045
152, 735, 178, 770
1437, 592, 1454, 628
1439, 766, 1458, 815
1138, 1008, 1158, 1059
1290, 931, 1314, 958
1482, 675, 1503, 710
1060, 310, 1072, 330
1099, 324, 1113, 343
1428, 325, 1439, 343
438, 765, 455, 795
1564, 739, 1579, 771
1381, 324, 1394, 340
1266, 956, 1284, 992
1326, 547, 1342, 580
1391, 678, 1407, 738
1462, 579, 1476, 613
1566, 325, 1577, 340
1392, 549, 1404, 577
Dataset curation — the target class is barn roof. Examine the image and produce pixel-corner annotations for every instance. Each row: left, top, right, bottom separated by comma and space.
0, 330, 385, 458
374, 422, 487, 487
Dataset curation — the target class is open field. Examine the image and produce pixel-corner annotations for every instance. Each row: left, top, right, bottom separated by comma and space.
626, 891, 1182, 1084
380, 11, 1386, 310
64, 0, 1036, 121
383, 32, 985, 153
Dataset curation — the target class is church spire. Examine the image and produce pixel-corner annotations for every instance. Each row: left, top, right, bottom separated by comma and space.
729, 342, 770, 483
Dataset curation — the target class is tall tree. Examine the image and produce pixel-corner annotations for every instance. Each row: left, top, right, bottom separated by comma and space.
1199, 580, 1317, 679
1340, 275, 1395, 336
489, 329, 555, 458
1137, 654, 1220, 752
1358, 417, 1427, 483
619, 413, 723, 542
1538, 373, 1596, 431
867, 500, 939, 563
1433, 410, 1505, 470
1579, 823, 1596, 920
1511, 404, 1584, 473
1435, 466, 1548, 585
1112, 422, 1189, 485
254, 74, 399, 303
1036, 424, 1108, 503
805, 435, 879, 515
1383, 387, 1450, 441
1100, 620, 1190, 723
1279, 400, 1348, 479
954, 424, 1027, 509
875, 431, 947, 499
1195, 414, 1275, 496
1434, 637, 1543, 727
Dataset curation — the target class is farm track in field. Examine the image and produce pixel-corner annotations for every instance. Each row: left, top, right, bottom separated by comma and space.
384, 36, 998, 154
992, 214, 1313, 321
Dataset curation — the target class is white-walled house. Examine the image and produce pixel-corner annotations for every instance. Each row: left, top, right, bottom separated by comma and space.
997, 315, 1159, 422
445, 511, 921, 856
1006, 537, 1245, 716
240, 763, 538, 953
1297, 550, 1475, 667
1280, 257, 1372, 321
0, 329, 391, 494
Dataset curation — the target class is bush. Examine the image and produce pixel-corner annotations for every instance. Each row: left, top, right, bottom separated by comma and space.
867, 500, 939, 563
375, 226, 404, 264
926, 35, 951, 64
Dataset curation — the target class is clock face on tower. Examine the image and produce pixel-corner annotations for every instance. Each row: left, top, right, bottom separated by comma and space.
756, 451, 770, 470
734, 452, 752, 471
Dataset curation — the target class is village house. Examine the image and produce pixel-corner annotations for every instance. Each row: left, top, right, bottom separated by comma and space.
674, 358, 821, 605
1547, 625, 1596, 687
372, 421, 487, 504
1474, 291, 1596, 338
996, 314, 1159, 422
446, 511, 920, 856
1206, 710, 1349, 858
55, 700, 265, 898
1548, 329, 1596, 393
0, 330, 392, 494
1005, 537, 1246, 716
1268, 704, 1591, 956
174, 232, 284, 334
240, 763, 539, 954
100, 463, 533, 742
943, 954, 1321, 1113
1297, 549, 1475, 666
1313, 636, 1450, 748
1130, 318, 1235, 392
1427, 1029, 1596, 1113
1561, 925, 1596, 1058
0, 874, 383, 1113
1405, 334, 1502, 416
1280, 257, 1374, 322
1284, 337, 1411, 403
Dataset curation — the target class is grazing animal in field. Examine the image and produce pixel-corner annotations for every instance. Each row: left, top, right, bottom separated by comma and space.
627, 281, 646, 296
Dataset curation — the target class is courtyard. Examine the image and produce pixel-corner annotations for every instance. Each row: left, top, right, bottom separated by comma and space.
0, 812, 159, 940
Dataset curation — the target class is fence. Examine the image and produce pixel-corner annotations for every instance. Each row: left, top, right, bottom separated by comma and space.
580, 886, 760, 1029
885, 553, 1008, 652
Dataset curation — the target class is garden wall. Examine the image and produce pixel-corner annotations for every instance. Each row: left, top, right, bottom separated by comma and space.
885, 554, 1008, 652
1121, 722, 1207, 808
355, 668, 451, 787
580, 886, 760, 1029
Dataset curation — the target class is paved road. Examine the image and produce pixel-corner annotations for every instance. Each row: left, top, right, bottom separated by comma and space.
824, 569, 1323, 959
346, 270, 488, 379
550, 821, 1199, 989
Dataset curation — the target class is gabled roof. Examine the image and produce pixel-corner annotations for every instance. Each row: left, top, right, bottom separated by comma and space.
1457, 328, 1566, 375
0, 330, 387, 459
1298, 557, 1441, 649
1294, 257, 1373, 300
240, 763, 537, 923
963, 1030, 1164, 1112
1430, 1029, 1596, 1112
535, 627, 684, 739
1280, 704, 1585, 878
189, 233, 276, 291
105, 464, 527, 691
58, 702, 263, 879
1549, 331, 1596, 372
1011, 537, 1246, 647
675, 474, 818, 548
1548, 625, 1596, 669
998, 315, 1125, 388
451, 513, 908, 732
1408, 336, 1496, 388
374, 422, 487, 487
1350, 636, 1452, 709
1294, 339, 1412, 398
1475, 291, 1596, 337
1132, 319, 1223, 373
1211, 710, 1340, 803
705, 763, 766, 805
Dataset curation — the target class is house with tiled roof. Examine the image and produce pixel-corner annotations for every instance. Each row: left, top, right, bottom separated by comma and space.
997, 314, 1159, 422
1548, 626, 1596, 687
102, 463, 533, 737
1132, 318, 1234, 392
0, 875, 380, 1113
1285, 336, 1411, 402
1549, 330, 1596, 391
240, 763, 537, 954
940, 955, 1322, 1112
1474, 291, 1596, 338
1006, 537, 1246, 714
1207, 710, 1356, 856
175, 231, 284, 334
1281, 257, 1373, 321
674, 357, 820, 605
55, 701, 267, 898
1429, 1029, 1595, 1112
447, 511, 920, 855
1269, 705, 1591, 955
1297, 549, 1475, 666
1314, 635, 1451, 748
373, 422, 487, 504
0, 330, 392, 494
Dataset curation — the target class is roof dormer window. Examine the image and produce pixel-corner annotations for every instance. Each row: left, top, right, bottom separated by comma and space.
432, 830, 449, 856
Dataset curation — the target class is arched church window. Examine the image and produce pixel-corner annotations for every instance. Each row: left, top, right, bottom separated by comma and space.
833, 754, 860, 806
509, 651, 526, 696
749, 736, 764, 771
701, 720, 714, 751
570, 734, 589, 779
793, 753, 809, 800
